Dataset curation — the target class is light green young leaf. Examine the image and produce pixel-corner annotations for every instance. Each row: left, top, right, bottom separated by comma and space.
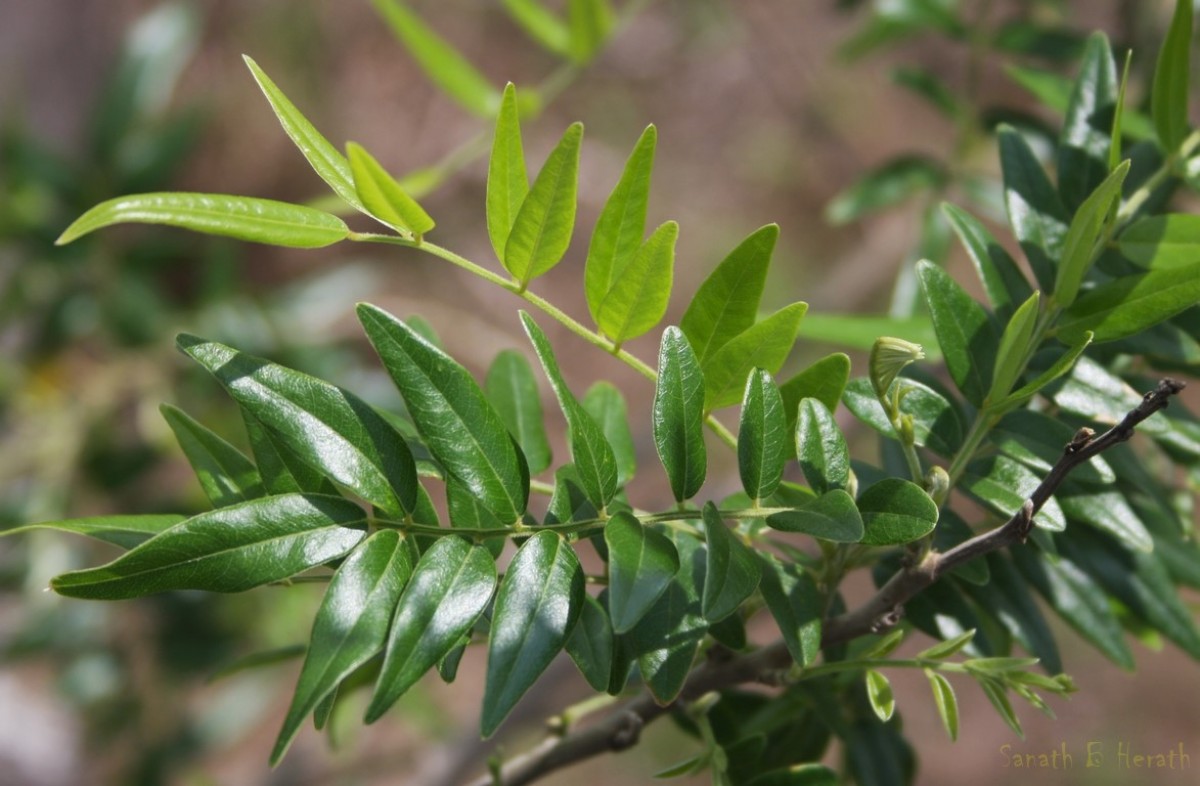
242, 56, 361, 210
999, 125, 1070, 291
57, 193, 349, 248
370, 0, 499, 117
917, 630, 976, 660
796, 398, 850, 496
567, 0, 613, 63
1056, 263, 1200, 344
357, 303, 528, 525
504, 122, 583, 285
502, 0, 570, 56
605, 512, 680, 633
346, 142, 435, 237
2, 514, 184, 550
487, 83, 528, 265
995, 331, 1092, 411
582, 383, 636, 487
1057, 32, 1117, 211
653, 327, 706, 502
521, 312, 619, 509
486, 350, 553, 476
160, 404, 263, 508
1110, 50, 1132, 173
366, 536, 496, 721
757, 553, 822, 666
916, 260, 997, 407
178, 334, 417, 518
51, 494, 366, 600
857, 478, 939, 546
481, 531, 583, 737
595, 221, 677, 344
680, 225, 778, 365
738, 369, 787, 503
586, 126, 658, 323
942, 202, 1033, 321
701, 502, 760, 623
988, 291, 1040, 404
1053, 160, 1129, 309
703, 302, 808, 411
766, 489, 864, 543
825, 155, 947, 225
926, 670, 959, 741
979, 679, 1024, 737
271, 530, 412, 765
1117, 214, 1200, 269
865, 670, 895, 722
1153, 0, 1194, 152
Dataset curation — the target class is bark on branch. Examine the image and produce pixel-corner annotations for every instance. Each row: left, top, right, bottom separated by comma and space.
468, 378, 1185, 786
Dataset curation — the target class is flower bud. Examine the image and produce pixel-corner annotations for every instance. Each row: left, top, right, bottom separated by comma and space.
870, 336, 925, 405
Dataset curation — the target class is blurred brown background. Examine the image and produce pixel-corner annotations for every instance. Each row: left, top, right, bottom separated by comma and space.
1, 1, 1196, 784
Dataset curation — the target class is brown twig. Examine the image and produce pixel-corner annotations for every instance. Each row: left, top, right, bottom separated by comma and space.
467, 378, 1185, 786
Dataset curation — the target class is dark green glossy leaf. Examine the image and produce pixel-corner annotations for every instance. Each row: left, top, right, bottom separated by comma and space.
57, 193, 349, 248
942, 202, 1033, 322
347, 142, 435, 236
780, 353, 850, 419
961, 455, 1065, 531
582, 383, 636, 487
916, 259, 996, 407
865, 670, 895, 722
999, 125, 1070, 291
566, 594, 614, 691
241, 411, 335, 496
522, 312, 618, 509
627, 531, 707, 704
766, 490, 863, 543
825, 155, 947, 225
738, 369, 787, 502
991, 410, 1115, 485
989, 292, 1040, 403
1055, 161, 1129, 308
758, 554, 821, 666
1057, 32, 1118, 211
487, 83, 528, 265
1118, 214, 1200, 269
486, 350, 552, 476
1063, 528, 1200, 659
605, 512, 680, 633
1057, 263, 1200, 344
370, 0, 499, 117
1010, 546, 1133, 669
242, 56, 361, 210
366, 536, 496, 721
482, 530, 583, 736
797, 398, 849, 496
841, 377, 963, 456
51, 494, 366, 599
585, 125, 656, 323
2, 514, 184, 550
271, 530, 412, 765
965, 554, 1062, 674
504, 123, 583, 286
1153, 0, 1193, 152
703, 303, 807, 411
680, 224, 777, 366
160, 404, 263, 507
653, 327, 706, 502
358, 303, 528, 525
857, 478, 938, 546
994, 332, 1092, 411
1056, 487, 1152, 553
543, 465, 597, 526
701, 503, 760, 622
178, 334, 417, 518
594, 221, 677, 344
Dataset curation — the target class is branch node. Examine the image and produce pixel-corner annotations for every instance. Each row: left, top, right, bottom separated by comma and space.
1015, 499, 1035, 543
609, 712, 644, 752
870, 605, 904, 633
1066, 427, 1094, 454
